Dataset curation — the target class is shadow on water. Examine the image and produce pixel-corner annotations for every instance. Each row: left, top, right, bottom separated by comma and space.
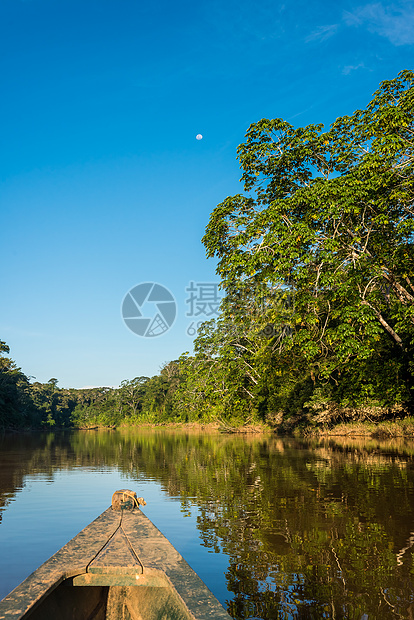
1, 429, 414, 619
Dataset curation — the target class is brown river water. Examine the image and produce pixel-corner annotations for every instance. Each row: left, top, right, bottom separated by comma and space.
0, 429, 414, 619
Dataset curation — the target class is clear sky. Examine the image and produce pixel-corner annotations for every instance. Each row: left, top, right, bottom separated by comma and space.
1, 0, 412, 388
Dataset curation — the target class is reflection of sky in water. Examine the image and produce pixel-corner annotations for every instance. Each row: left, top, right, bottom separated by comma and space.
0, 467, 228, 604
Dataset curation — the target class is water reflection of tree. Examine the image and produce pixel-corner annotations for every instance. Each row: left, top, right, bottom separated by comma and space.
0, 433, 59, 521
1, 431, 414, 618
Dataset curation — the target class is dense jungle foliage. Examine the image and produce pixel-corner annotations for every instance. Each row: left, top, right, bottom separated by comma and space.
1, 71, 413, 431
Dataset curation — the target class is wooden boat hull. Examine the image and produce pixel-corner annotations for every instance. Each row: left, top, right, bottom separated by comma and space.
0, 506, 231, 619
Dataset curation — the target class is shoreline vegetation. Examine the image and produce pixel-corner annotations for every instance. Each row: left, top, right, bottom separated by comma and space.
59, 417, 414, 439
4, 418, 414, 440
87, 418, 414, 438
1, 72, 413, 437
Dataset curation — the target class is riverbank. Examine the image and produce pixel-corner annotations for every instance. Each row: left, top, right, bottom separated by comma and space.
4, 416, 414, 439
86, 417, 414, 438
299, 418, 414, 438
153, 417, 414, 438
119, 420, 272, 434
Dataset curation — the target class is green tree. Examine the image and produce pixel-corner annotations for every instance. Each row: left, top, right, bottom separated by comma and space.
0, 341, 35, 429
203, 71, 414, 407
117, 377, 149, 418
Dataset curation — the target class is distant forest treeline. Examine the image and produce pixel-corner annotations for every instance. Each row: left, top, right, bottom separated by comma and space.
0, 339, 183, 430
1, 72, 413, 432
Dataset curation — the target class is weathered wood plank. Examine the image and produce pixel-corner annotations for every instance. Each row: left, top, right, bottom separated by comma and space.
0, 509, 120, 620
0, 507, 231, 620
122, 510, 231, 620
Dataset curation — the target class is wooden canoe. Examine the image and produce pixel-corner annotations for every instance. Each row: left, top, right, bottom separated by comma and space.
0, 496, 231, 619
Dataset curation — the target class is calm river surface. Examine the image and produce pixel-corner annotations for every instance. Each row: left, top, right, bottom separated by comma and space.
1, 429, 414, 619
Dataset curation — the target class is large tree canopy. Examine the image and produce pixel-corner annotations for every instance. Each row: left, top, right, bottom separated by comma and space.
203, 71, 414, 379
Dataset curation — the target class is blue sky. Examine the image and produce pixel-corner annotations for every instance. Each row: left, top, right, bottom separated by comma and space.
1, 0, 413, 388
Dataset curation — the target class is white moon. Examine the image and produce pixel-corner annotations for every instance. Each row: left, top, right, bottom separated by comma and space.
196, 134, 203, 140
